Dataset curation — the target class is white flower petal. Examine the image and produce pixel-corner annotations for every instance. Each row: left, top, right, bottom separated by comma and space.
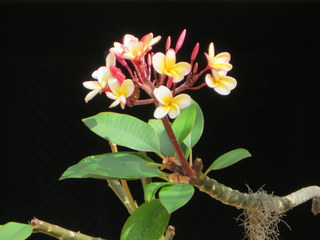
120, 79, 135, 97
154, 105, 170, 119
168, 104, 180, 119
172, 94, 191, 109
83, 81, 100, 90
152, 52, 166, 74
109, 98, 121, 108
108, 79, 121, 96
154, 86, 172, 105
106, 92, 118, 100
106, 52, 116, 67
84, 89, 100, 103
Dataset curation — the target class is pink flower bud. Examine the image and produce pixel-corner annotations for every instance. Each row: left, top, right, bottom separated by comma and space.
109, 66, 126, 83
191, 42, 200, 62
175, 29, 186, 53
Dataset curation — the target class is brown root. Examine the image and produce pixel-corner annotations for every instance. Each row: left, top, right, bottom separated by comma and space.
237, 188, 289, 240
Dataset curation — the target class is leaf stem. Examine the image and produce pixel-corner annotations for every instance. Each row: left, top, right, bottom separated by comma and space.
161, 116, 196, 180
108, 141, 137, 214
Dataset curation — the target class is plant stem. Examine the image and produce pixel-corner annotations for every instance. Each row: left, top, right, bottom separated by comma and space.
30, 218, 106, 240
192, 175, 320, 214
108, 141, 137, 214
161, 116, 197, 180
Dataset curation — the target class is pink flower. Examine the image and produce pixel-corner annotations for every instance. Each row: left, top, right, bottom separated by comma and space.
110, 33, 161, 61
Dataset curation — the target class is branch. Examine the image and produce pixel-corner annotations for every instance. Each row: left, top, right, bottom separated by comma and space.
192, 175, 320, 214
30, 218, 106, 240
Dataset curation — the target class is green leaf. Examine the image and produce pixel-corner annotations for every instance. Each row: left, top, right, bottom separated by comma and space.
208, 148, 251, 171
148, 119, 190, 158
144, 182, 170, 202
121, 199, 170, 240
159, 183, 195, 214
183, 100, 204, 148
148, 119, 175, 156
144, 182, 195, 214
60, 152, 164, 180
172, 104, 196, 143
0, 222, 33, 240
82, 112, 160, 152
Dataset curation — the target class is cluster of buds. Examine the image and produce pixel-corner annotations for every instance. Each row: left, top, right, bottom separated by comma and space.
83, 30, 237, 119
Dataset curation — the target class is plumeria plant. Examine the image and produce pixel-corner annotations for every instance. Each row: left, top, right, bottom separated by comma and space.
1, 30, 319, 240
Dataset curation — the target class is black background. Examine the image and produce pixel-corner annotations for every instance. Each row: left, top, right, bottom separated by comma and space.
1, 1, 319, 240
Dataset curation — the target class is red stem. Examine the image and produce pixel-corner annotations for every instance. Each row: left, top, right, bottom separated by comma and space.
161, 116, 197, 180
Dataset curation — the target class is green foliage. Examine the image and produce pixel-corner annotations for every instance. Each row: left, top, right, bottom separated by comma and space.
182, 100, 204, 148
82, 112, 160, 152
121, 199, 170, 240
172, 104, 196, 142
148, 119, 175, 156
208, 148, 251, 171
144, 182, 195, 214
60, 152, 165, 180
0, 222, 33, 240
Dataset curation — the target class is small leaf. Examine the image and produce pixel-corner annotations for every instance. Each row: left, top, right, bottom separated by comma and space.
83, 112, 160, 152
144, 182, 171, 202
208, 148, 251, 171
121, 199, 170, 240
183, 100, 204, 148
159, 183, 195, 213
172, 104, 196, 142
0, 222, 33, 240
60, 152, 164, 180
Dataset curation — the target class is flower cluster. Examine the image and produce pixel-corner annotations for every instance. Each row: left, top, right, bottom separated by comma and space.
83, 30, 237, 119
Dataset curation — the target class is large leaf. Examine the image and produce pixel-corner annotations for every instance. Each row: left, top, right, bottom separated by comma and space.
183, 100, 204, 148
172, 104, 196, 143
159, 183, 194, 214
121, 199, 170, 240
60, 152, 165, 180
208, 148, 251, 171
83, 112, 160, 152
148, 119, 175, 156
0, 222, 33, 240
144, 182, 195, 214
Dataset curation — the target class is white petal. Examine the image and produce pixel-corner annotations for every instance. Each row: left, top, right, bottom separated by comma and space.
120, 79, 135, 97
106, 52, 116, 67
108, 79, 121, 96
84, 89, 100, 103
83, 81, 100, 90
154, 86, 172, 105
106, 92, 118, 100
109, 98, 121, 108
208, 42, 215, 58
154, 106, 170, 119
152, 52, 166, 74
119, 95, 127, 109
91, 70, 98, 79
172, 94, 191, 109
168, 104, 180, 119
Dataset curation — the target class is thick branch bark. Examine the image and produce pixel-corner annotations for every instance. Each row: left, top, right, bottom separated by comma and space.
30, 218, 106, 240
192, 175, 320, 214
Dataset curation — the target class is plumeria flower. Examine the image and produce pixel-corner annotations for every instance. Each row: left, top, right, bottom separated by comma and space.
110, 33, 161, 60
106, 79, 135, 109
152, 49, 191, 83
153, 86, 191, 119
205, 42, 233, 72
205, 70, 237, 95
83, 53, 116, 103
